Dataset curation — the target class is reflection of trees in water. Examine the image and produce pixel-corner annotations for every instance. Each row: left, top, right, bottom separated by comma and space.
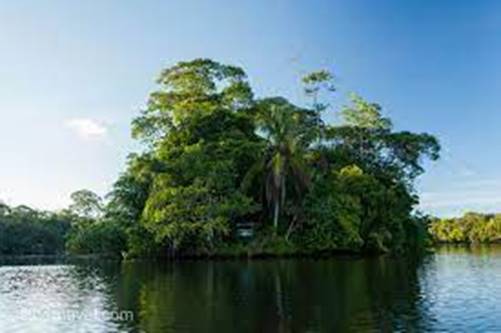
72, 257, 435, 332
67, 259, 139, 332
361, 256, 436, 331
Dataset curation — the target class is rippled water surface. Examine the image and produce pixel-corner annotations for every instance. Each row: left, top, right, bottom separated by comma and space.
1, 246, 500, 332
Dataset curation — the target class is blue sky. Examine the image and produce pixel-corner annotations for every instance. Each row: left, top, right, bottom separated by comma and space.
0, 0, 500, 216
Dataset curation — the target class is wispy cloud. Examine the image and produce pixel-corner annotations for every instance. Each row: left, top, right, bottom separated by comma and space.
420, 178, 501, 216
65, 118, 108, 140
417, 140, 491, 216
421, 191, 501, 209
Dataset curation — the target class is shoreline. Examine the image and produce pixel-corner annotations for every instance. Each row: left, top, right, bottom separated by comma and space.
0, 249, 401, 265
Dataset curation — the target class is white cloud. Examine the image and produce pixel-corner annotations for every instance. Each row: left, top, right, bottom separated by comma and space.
65, 118, 108, 140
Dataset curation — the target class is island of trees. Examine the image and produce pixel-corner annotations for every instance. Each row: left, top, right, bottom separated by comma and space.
0, 59, 442, 258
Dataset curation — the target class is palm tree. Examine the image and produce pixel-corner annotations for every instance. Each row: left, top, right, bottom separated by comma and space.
244, 98, 312, 232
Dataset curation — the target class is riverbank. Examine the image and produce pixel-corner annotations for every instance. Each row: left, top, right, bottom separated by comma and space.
1, 242, 424, 264
0, 253, 121, 266
0, 248, 382, 265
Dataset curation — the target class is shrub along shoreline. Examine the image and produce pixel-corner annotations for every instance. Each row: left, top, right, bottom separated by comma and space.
0, 58, 441, 259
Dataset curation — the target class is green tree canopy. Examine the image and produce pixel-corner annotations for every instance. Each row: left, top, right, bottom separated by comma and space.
68, 189, 103, 219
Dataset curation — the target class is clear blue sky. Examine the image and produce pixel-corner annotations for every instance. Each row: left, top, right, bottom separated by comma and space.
0, 0, 500, 217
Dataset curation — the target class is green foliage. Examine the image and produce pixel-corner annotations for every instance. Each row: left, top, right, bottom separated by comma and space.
65, 219, 126, 256
143, 181, 255, 252
215, 229, 299, 257
246, 97, 313, 231
302, 69, 335, 118
301, 164, 422, 253
69, 189, 103, 219
125, 59, 440, 256
0, 205, 71, 255
133, 59, 262, 255
341, 93, 392, 129
63, 190, 128, 256
104, 154, 160, 257
430, 213, 501, 243
326, 95, 440, 185
131, 58, 253, 143
302, 167, 363, 251
404, 214, 434, 253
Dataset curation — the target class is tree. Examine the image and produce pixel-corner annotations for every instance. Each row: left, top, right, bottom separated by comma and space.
127, 60, 441, 255
302, 93, 440, 252
341, 93, 392, 130
131, 58, 254, 144
0, 203, 71, 255
327, 94, 440, 186
429, 212, 501, 244
132, 59, 261, 254
69, 190, 103, 219
247, 97, 313, 233
0, 201, 11, 216
104, 153, 159, 256
302, 69, 336, 142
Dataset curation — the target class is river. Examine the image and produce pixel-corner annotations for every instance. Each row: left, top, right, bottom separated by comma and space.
0, 246, 499, 332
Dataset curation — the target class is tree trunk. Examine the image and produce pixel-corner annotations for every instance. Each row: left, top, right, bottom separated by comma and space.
278, 177, 286, 234
281, 177, 286, 208
273, 200, 280, 231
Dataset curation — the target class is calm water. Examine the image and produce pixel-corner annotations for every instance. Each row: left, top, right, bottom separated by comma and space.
1, 246, 500, 332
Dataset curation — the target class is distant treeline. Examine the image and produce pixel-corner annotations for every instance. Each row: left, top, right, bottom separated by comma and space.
0, 204, 70, 255
0, 190, 125, 256
429, 213, 501, 244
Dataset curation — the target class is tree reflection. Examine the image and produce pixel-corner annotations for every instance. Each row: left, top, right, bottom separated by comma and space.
76, 256, 435, 332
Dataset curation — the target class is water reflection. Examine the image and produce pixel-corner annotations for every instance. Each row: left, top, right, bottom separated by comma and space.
8, 248, 501, 332
112, 257, 431, 332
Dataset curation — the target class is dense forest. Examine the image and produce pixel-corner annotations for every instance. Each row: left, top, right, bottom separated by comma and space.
430, 213, 501, 244
0, 190, 124, 256
0, 59, 442, 257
